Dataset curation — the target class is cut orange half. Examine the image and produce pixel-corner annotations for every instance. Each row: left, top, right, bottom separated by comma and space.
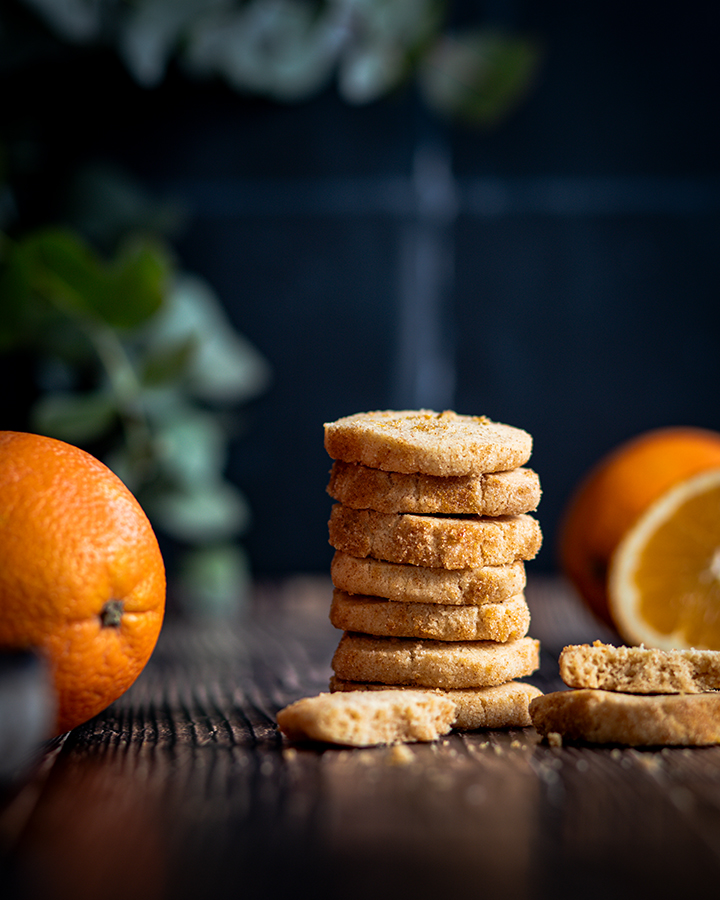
609, 468, 720, 650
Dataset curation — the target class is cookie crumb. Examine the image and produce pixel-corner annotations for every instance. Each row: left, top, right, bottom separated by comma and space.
547, 731, 562, 748
387, 743, 415, 765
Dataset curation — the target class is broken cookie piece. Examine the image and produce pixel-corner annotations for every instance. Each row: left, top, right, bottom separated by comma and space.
277, 690, 456, 747
559, 641, 720, 694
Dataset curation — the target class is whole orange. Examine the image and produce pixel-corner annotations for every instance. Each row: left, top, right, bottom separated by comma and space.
558, 427, 720, 628
0, 432, 165, 735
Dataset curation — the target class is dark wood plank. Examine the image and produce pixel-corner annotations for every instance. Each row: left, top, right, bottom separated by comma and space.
2, 576, 720, 900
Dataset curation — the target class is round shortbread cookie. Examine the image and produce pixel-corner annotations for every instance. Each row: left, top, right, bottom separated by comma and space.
329, 678, 543, 731
327, 462, 541, 516
329, 589, 531, 642
331, 633, 540, 689
530, 689, 720, 747
277, 690, 456, 747
331, 551, 526, 605
324, 410, 533, 476
559, 642, 720, 694
328, 504, 542, 569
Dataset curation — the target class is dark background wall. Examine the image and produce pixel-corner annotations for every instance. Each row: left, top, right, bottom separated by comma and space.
4, 1, 720, 578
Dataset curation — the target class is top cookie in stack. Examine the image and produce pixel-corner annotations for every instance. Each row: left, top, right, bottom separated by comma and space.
323, 409, 544, 732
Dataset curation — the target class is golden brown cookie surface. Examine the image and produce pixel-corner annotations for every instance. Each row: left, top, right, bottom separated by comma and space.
329, 678, 543, 731
328, 505, 542, 569
331, 632, 540, 689
329, 589, 531, 642
324, 410, 533, 476
327, 462, 541, 516
559, 642, 720, 694
277, 690, 455, 746
330, 552, 526, 605
530, 688, 720, 746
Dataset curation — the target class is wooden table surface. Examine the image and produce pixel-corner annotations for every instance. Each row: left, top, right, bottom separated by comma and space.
2, 575, 720, 900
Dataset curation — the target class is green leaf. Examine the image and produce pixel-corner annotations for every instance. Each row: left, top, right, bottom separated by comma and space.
18, 227, 170, 331
30, 390, 118, 444
146, 480, 250, 544
0, 237, 35, 348
21, 228, 106, 318
99, 236, 170, 329
419, 30, 542, 127
149, 406, 228, 487
337, 0, 443, 104
120, 0, 221, 88
184, 0, 340, 102
140, 334, 198, 387
338, 41, 405, 104
174, 543, 251, 620
67, 163, 187, 249
142, 274, 270, 404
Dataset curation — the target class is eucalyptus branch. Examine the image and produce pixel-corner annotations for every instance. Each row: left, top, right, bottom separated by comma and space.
82, 319, 156, 483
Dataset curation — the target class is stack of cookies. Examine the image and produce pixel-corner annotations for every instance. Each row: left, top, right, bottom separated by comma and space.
531, 641, 720, 746
322, 409, 545, 731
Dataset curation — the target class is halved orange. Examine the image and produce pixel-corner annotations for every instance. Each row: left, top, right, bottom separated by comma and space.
558, 427, 720, 627
609, 468, 720, 650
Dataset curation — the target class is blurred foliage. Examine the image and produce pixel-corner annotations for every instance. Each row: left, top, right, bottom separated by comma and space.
0, 0, 541, 616
15, 0, 542, 126
0, 165, 271, 619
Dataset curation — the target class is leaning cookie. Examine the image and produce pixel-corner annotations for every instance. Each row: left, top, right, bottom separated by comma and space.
328, 505, 542, 569
330, 678, 543, 731
324, 410, 533, 476
329, 589, 531, 643
276, 690, 456, 747
327, 462, 541, 517
530, 689, 720, 747
332, 633, 540, 689
559, 641, 720, 694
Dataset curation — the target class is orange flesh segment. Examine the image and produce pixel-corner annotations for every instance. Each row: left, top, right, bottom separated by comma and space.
633, 482, 720, 646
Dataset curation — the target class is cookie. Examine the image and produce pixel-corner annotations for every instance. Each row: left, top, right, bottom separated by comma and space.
331, 633, 540, 689
330, 551, 526, 605
329, 589, 531, 642
559, 641, 720, 694
276, 690, 455, 747
329, 678, 543, 731
327, 462, 542, 516
328, 505, 542, 569
324, 410, 533, 476
530, 688, 720, 746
